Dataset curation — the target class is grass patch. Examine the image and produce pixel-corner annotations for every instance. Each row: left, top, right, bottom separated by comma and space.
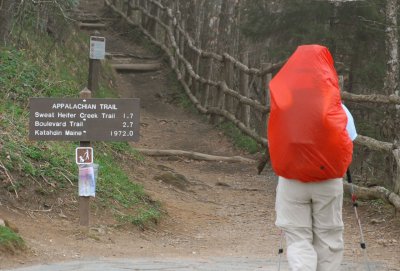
218, 122, 261, 154
165, 70, 196, 111
95, 152, 145, 208
106, 142, 145, 161
93, 143, 161, 227
0, 226, 25, 254
116, 207, 162, 229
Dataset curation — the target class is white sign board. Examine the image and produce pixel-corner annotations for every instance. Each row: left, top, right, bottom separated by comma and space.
79, 165, 96, 197
89, 36, 106, 60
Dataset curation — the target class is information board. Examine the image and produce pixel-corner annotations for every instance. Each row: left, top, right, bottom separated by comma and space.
89, 36, 106, 60
29, 98, 140, 141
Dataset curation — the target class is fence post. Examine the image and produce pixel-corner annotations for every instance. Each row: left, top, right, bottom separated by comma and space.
179, 20, 186, 81
210, 56, 227, 125
201, 57, 213, 108
164, 8, 172, 52
127, 0, 133, 18
393, 148, 400, 195
193, 53, 201, 99
339, 75, 344, 91
147, 2, 159, 40
122, 0, 128, 13
224, 55, 234, 115
140, 0, 147, 29
239, 51, 250, 127
260, 63, 271, 136
173, 11, 181, 73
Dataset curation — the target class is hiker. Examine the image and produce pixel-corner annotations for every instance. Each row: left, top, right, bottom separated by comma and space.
265, 45, 357, 271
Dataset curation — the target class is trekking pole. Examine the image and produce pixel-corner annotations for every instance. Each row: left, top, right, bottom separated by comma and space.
346, 169, 372, 271
277, 229, 284, 271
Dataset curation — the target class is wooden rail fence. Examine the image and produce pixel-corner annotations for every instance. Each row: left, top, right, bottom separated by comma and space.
104, 0, 400, 208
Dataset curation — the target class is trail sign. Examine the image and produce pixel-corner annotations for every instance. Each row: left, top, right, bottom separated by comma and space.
89, 36, 106, 60
76, 147, 93, 164
29, 98, 140, 141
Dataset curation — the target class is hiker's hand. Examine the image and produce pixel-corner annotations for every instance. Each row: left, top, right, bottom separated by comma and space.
257, 151, 270, 175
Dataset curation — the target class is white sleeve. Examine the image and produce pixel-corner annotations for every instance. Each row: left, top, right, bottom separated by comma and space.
341, 104, 357, 141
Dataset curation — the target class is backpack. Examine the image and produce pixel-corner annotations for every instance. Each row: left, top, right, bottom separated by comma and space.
268, 45, 353, 182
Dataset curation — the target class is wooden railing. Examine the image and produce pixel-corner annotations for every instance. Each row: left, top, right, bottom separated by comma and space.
104, 0, 400, 204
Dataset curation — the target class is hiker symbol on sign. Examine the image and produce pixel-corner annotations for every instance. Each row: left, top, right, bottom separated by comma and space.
76, 147, 93, 164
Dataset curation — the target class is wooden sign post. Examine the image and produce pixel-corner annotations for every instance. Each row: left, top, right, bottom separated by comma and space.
28, 36, 141, 227
79, 87, 92, 227
88, 34, 105, 94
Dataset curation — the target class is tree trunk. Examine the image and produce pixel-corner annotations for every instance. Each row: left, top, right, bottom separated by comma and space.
199, 0, 217, 51
145, 2, 159, 39
232, 0, 241, 58
217, 0, 234, 54
0, 0, 15, 45
383, 0, 399, 95
212, 0, 235, 123
185, 0, 197, 43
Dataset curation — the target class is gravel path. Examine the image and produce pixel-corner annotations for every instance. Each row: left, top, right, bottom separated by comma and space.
3, 258, 386, 271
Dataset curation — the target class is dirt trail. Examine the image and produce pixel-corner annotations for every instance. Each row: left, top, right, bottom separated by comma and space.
1, 1, 400, 270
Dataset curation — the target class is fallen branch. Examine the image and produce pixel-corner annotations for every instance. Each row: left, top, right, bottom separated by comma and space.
136, 148, 256, 163
41, 174, 56, 188
111, 63, 162, 72
60, 171, 75, 187
344, 182, 400, 211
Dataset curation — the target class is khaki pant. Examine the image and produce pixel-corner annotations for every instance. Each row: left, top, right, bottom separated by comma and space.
275, 177, 344, 271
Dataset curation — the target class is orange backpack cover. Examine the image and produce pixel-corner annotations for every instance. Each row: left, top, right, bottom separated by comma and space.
268, 45, 353, 182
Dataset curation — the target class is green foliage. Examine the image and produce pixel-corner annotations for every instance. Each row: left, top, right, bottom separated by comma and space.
368, 198, 386, 208
0, 97, 76, 188
0, 37, 87, 103
241, 0, 386, 91
0, 226, 25, 254
163, 70, 195, 110
242, 0, 332, 60
218, 122, 260, 154
12, 0, 79, 38
176, 90, 195, 109
116, 207, 161, 229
